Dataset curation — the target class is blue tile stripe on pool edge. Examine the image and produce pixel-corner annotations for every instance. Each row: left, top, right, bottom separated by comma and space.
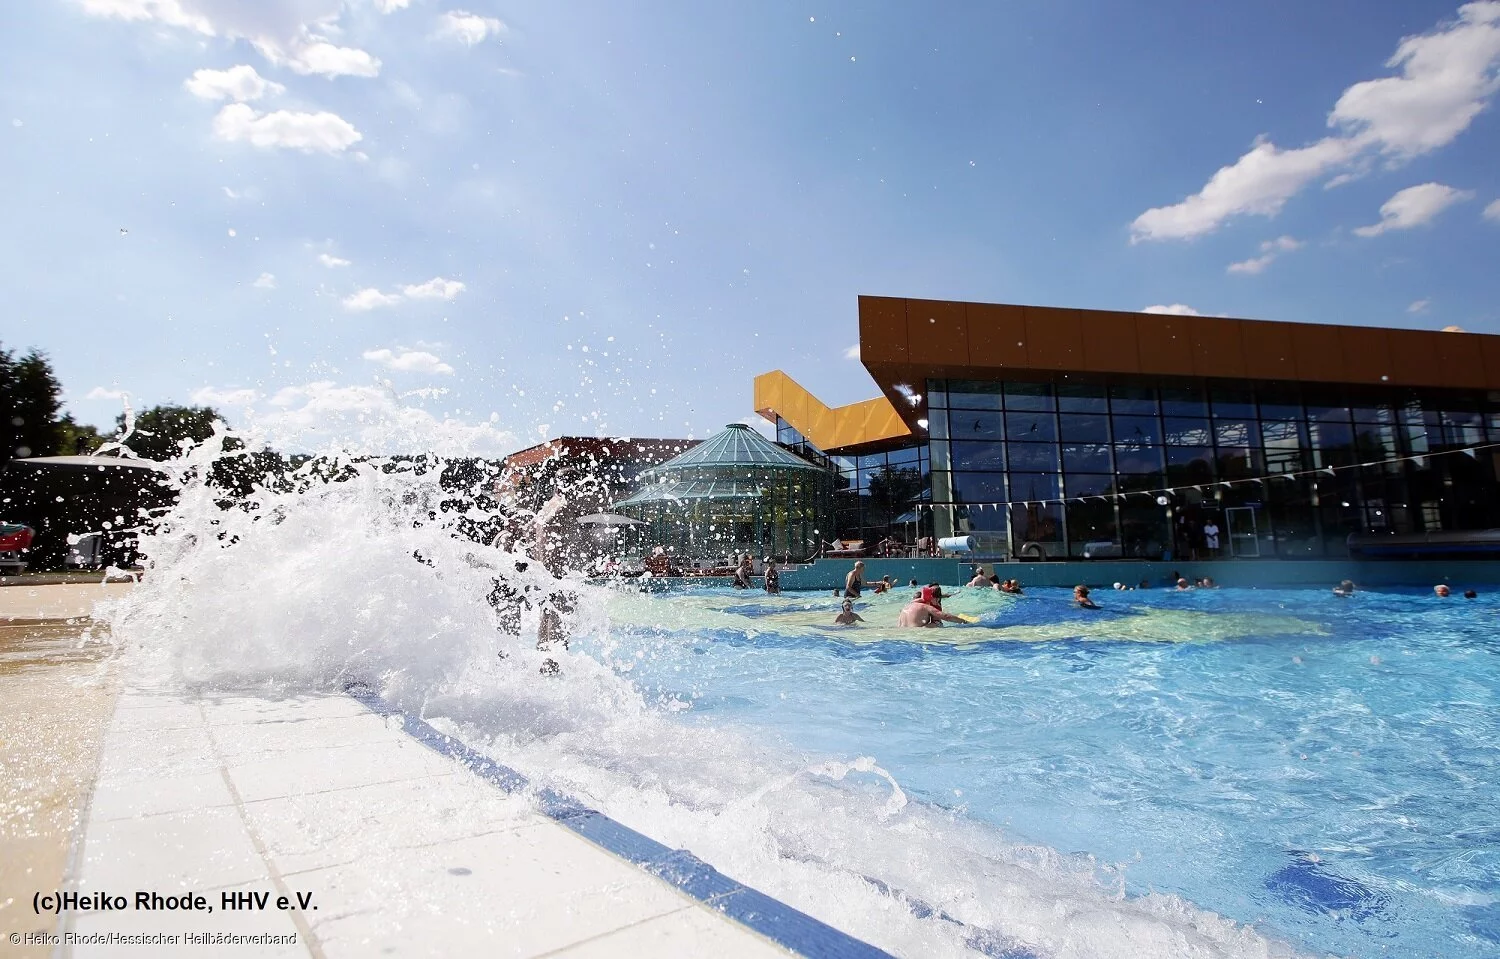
344, 683, 901, 959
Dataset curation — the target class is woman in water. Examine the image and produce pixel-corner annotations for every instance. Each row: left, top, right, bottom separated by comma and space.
833, 599, 864, 625
1074, 585, 1099, 609
844, 560, 865, 598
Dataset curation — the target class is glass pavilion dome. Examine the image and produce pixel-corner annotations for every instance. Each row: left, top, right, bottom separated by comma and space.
615, 423, 834, 563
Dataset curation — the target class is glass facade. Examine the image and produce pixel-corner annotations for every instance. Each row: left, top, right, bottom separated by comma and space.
781, 377, 1500, 560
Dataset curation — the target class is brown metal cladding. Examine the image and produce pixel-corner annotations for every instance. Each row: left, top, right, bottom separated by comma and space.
860, 296, 1500, 391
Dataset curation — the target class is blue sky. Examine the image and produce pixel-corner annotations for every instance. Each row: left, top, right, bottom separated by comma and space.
3, 1, 1499, 453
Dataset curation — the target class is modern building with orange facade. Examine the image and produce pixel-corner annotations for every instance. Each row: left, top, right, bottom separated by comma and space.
755, 296, 1500, 561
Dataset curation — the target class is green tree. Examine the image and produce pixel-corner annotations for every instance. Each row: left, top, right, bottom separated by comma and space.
0, 345, 67, 462
116, 404, 223, 461
57, 414, 106, 455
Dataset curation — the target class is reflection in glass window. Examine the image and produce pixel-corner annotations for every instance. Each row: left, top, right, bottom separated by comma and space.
1309, 421, 1354, 450
1213, 419, 1255, 447
1210, 391, 1255, 418
1005, 411, 1058, 442
947, 390, 1002, 411
1115, 447, 1164, 474
929, 440, 950, 471
1162, 417, 1211, 445
951, 472, 1007, 504
1063, 473, 1115, 497
1004, 382, 1055, 411
1010, 503, 1063, 548
927, 408, 948, 439
1057, 383, 1108, 413
1009, 471, 1061, 501
1166, 446, 1215, 468
1112, 414, 1162, 447
1058, 413, 1110, 443
1109, 385, 1157, 414
1067, 501, 1119, 556
950, 411, 1003, 439
1063, 444, 1112, 473
1160, 387, 1208, 416
1216, 446, 1262, 479
1260, 418, 1307, 450
950, 441, 1005, 471
1007, 442, 1061, 472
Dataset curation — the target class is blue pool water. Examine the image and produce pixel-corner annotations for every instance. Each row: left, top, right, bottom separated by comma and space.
591, 584, 1500, 958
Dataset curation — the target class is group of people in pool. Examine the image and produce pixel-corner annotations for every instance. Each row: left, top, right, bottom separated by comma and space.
1332, 579, 1479, 599
831, 560, 1103, 627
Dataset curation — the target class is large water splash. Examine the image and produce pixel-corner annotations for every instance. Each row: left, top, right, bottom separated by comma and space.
99, 420, 1306, 959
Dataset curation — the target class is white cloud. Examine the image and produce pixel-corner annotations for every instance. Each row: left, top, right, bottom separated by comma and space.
318, 253, 351, 267
252, 272, 276, 288
285, 42, 381, 79
190, 385, 258, 407
212, 103, 362, 153
1353, 182, 1473, 237
1443, 324, 1468, 332
1132, 3, 1500, 241
342, 288, 403, 311
85, 386, 128, 400
184, 64, 284, 101
435, 10, 506, 45
1227, 235, 1304, 275
374, 0, 411, 12
255, 380, 516, 456
1328, 2, 1500, 158
79, 1, 381, 79
401, 277, 465, 300
1141, 304, 1202, 316
1131, 137, 1358, 242
843, 344, 860, 360
1408, 298, 1431, 314
362, 348, 455, 375
1485, 198, 1500, 221
222, 186, 241, 199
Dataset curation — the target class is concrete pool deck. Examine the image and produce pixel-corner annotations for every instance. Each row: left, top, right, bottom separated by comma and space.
0, 583, 889, 958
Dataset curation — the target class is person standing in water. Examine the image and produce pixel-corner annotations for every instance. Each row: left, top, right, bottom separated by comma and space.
897, 586, 964, 627
764, 558, 781, 594
833, 599, 864, 625
844, 560, 866, 598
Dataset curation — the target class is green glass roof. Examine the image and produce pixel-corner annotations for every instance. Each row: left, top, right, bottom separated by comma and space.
647, 423, 824, 475
615, 478, 764, 508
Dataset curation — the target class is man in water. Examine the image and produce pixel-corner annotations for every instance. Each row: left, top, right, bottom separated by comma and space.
833, 599, 863, 625
844, 560, 866, 598
898, 585, 964, 627
967, 565, 989, 587
1435, 584, 1451, 597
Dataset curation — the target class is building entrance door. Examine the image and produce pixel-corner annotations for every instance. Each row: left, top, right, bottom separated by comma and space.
1225, 506, 1260, 558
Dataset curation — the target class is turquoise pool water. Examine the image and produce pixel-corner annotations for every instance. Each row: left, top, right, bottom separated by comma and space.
593, 584, 1500, 958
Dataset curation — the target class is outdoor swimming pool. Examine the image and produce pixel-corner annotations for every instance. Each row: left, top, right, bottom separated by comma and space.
561, 583, 1498, 958
110, 459, 1498, 958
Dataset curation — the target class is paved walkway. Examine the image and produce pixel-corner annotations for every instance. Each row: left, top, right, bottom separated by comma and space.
59, 686, 799, 957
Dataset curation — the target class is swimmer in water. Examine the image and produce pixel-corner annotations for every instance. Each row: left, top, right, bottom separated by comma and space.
897, 585, 964, 627
833, 599, 864, 626
844, 560, 865, 598
1333, 579, 1355, 598
1074, 584, 1099, 609
1434, 584, 1451, 597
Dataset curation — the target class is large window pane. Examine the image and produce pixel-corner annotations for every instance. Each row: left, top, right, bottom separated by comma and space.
927, 409, 948, 440
930, 440, 951, 471
950, 411, 1003, 439
1163, 416, 1211, 445
1057, 383, 1108, 413
950, 440, 1005, 471
1115, 446, 1164, 474
1216, 446, 1263, 480
1067, 501, 1119, 557
1064, 473, 1116, 497
951, 472, 1007, 504
1007, 442, 1061, 472
1211, 390, 1256, 418
1009, 472, 1060, 501
1160, 387, 1208, 416
1112, 414, 1162, 447
948, 390, 1002, 411
1260, 418, 1308, 450
1011, 503, 1063, 553
1005, 411, 1058, 442
1004, 382, 1055, 411
1063, 444, 1112, 473
1110, 385, 1157, 414
1059, 412, 1110, 443
1310, 421, 1355, 450
1213, 418, 1255, 447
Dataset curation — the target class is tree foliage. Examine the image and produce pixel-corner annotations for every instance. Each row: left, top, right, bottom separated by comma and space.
0, 344, 67, 462
116, 404, 223, 461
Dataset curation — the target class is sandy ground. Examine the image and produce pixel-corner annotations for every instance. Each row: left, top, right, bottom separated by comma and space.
0, 586, 126, 957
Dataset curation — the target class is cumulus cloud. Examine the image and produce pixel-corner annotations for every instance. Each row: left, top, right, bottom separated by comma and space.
1442, 324, 1467, 332
435, 10, 506, 45
843, 344, 860, 360
1485, 198, 1500, 221
285, 42, 381, 79
318, 253, 351, 267
212, 103, 361, 153
362, 348, 455, 375
1132, 3, 1500, 241
252, 272, 276, 288
1353, 183, 1474, 237
1408, 298, 1431, 314
342, 288, 403, 311
79, 0, 381, 79
85, 386, 128, 400
183, 64, 283, 101
401, 277, 466, 300
1227, 235, 1303, 275
374, 0, 411, 11
1141, 304, 1202, 316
